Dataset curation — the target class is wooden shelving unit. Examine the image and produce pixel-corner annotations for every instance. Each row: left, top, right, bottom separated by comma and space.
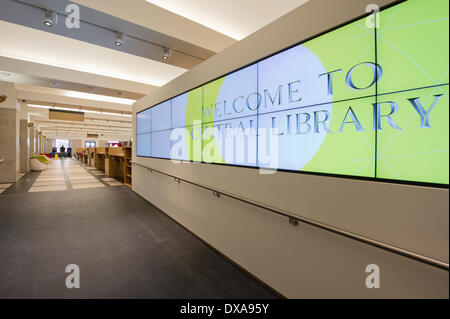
108, 147, 124, 182
124, 146, 132, 188
104, 147, 110, 176
88, 147, 96, 166
95, 147, 106, 172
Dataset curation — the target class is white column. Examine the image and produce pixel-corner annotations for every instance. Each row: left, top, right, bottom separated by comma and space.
0, 81, 20, 182
19, 103, 29, 173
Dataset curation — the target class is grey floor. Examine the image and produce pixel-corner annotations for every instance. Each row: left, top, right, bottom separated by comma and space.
0, 160, 278, 299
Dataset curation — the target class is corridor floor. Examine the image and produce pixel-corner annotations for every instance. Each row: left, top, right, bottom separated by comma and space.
0, 159, 278, 298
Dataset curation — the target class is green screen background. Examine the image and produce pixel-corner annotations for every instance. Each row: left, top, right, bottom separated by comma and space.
376, 0, 449, 184
301, 0, 449, 184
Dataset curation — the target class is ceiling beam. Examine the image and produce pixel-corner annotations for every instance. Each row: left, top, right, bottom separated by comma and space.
17, 84, 134, 112
1, 0, 216, 69
35, 120, 132, 129
71, 0, 236, 53
0, 20, 187, 87
0, 56, 154, 95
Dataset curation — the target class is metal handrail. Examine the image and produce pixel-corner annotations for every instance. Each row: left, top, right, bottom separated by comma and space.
131, 161, 449, 271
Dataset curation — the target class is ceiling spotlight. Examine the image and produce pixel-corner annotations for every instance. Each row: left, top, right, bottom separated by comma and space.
114, 32, 123, 46
44, 10, 56, 27
162, 47, 171, 60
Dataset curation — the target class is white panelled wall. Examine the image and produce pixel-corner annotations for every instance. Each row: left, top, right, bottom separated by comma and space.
134, 162, 447, 298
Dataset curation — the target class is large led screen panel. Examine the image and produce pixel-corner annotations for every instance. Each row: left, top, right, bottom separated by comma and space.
136, 0, 449, 186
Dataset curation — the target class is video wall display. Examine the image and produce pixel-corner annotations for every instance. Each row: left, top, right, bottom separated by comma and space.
137, 0, 449, 185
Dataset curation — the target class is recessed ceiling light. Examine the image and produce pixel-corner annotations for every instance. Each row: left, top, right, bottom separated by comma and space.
64, 91, 136, 105
102, 111, 121, 116
162, 47, 171, 60
81, 109, 102, 114
44, 11, 55, 27
114, 32, 123, 46
28, 104, 51, 109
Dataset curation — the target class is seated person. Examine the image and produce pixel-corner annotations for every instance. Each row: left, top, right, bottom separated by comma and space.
60, 145, 66, 153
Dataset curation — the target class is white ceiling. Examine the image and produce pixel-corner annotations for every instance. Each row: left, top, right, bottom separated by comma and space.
1, 0, 309, 141
145, 0, 310, 40
16, 84, 134, 108
0, 20, 187, 87
16, 84, 133, 112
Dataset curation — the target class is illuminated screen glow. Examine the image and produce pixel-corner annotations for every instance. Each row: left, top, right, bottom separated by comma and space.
137, 0, 449, 185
